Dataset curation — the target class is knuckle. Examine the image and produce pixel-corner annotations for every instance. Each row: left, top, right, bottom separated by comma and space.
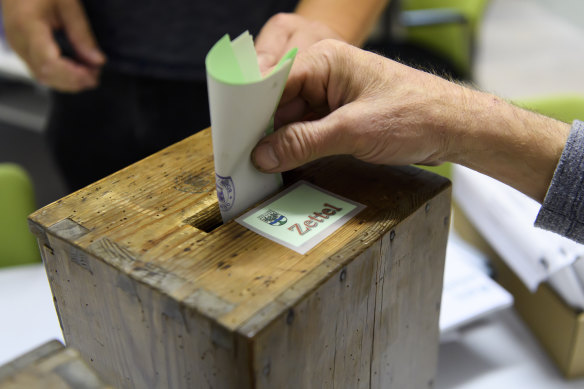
315, 38, 344, 51
277, 123, 316, 163
270, 12, 292, 27
313, 39, 346, 66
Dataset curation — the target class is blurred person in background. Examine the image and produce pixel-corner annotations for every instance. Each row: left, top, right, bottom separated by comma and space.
0, 0, 388, 190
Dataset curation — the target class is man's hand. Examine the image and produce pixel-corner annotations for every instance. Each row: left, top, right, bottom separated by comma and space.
251, 40, 571, 202
252, 39, 457, 172
1, 0, 105, 92
255, 13, 343, 72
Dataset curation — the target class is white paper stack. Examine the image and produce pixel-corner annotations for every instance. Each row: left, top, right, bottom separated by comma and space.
453, 164, 584, 310
440, 231, 513, 336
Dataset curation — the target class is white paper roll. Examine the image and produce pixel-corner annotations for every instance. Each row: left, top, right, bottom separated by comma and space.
206, 32, 296, 222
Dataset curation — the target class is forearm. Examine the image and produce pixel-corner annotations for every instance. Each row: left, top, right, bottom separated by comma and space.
294, 0, 389, 46
442, 87, 571, 202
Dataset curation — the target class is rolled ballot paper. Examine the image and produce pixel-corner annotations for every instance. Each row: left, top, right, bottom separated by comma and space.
206, 31, 297, 223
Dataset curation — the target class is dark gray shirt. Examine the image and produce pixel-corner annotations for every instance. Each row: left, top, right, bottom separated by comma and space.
536, 120, 584, 243
81, 0, 297, 80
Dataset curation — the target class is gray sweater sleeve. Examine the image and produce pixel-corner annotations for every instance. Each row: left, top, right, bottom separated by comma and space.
535, 120, 584, 243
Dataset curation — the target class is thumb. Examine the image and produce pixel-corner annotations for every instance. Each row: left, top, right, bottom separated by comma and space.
58, 0, 105, 66
251, 110, 352, 173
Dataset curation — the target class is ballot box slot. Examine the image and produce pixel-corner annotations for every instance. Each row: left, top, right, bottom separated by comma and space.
182, 201, 222, 233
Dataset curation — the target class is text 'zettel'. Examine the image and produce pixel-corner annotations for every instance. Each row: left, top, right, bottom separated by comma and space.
288, 203, 342, 236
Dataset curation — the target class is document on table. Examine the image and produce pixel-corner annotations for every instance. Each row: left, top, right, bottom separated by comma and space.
206, 31, 296, 223
453, 165, 584, 310
440, 232, 513, 335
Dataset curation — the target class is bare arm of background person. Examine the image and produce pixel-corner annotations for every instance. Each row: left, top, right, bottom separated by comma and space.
255, 0, 389, 71
1, 0, 105, 92
251, 40, 571, 203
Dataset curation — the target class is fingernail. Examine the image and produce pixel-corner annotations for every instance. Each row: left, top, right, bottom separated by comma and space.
253, 143, 279, 171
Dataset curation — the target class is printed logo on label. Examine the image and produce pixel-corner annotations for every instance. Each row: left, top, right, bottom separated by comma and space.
215, 174, 235, 211
258, 209, 288, 226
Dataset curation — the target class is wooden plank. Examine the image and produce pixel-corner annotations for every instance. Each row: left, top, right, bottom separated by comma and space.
0, 340, 64, 381
0, 340, 111, 389
251, 242, 379, 388
370, 189, 450, 388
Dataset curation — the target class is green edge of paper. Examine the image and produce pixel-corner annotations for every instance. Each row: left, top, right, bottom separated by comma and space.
271, 47, 298, 75
206, 34, 297, 85
206, 34, 246, 84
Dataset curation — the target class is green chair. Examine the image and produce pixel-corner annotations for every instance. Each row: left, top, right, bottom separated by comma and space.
0, 163, 40, 267
401, 0, 491, 80
417, 162, 453, 180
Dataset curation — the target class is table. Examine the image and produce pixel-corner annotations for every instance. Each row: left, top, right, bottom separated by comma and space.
436, 308, 584, 388
0, 264, 63, 366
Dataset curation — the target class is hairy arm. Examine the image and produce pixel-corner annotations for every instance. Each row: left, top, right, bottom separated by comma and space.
252, 40, 570, 202
447, 88, 570, 202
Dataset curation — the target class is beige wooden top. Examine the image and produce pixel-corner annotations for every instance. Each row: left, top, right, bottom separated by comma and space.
0, 340, 111, 388
29, 128, 450, 337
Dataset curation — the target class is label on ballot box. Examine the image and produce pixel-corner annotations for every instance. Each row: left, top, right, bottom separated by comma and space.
236, 181, 366, 254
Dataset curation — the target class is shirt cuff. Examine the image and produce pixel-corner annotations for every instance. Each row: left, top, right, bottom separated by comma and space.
535, 120, 584, 243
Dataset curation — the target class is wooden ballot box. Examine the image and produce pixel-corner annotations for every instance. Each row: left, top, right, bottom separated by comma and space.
28, 129, 451, 389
